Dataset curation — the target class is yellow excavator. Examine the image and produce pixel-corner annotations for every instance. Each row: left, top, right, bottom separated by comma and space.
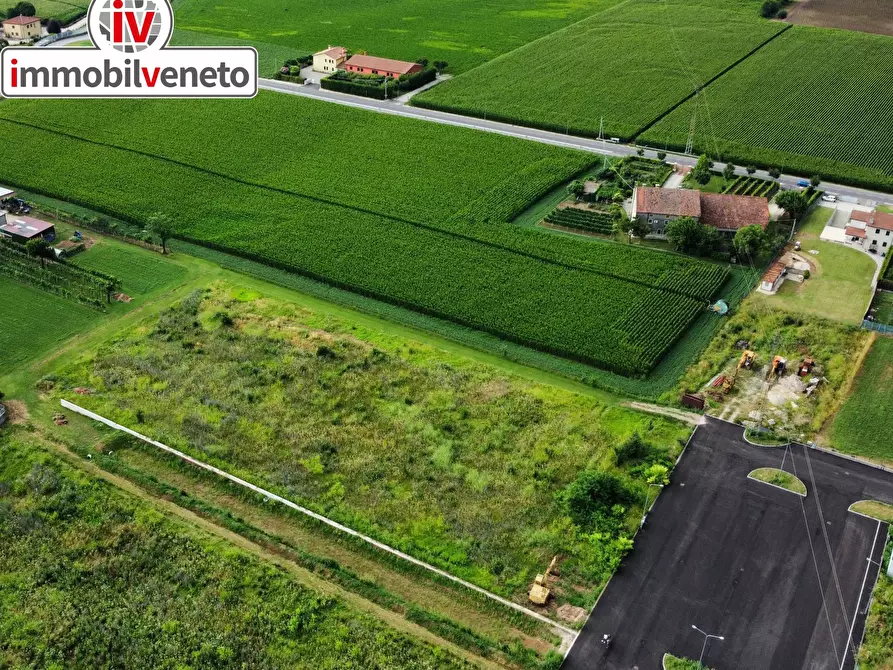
529, 556, 559, 605
722, 350, 756, 393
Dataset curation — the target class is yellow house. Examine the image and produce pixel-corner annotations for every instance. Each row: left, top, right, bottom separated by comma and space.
312, 45, 347, 73
2, 15, 42, 39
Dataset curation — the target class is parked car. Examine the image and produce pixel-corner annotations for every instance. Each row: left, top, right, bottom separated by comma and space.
821, 194, 838, 202
797, 179, 810, 188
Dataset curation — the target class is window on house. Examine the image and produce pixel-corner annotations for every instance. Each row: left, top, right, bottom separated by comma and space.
887, 231, 891, 236
373, 70, 378, 74
885, 242, 889, 248
877, 229, 881, 234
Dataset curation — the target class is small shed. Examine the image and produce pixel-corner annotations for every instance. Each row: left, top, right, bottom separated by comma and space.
0, 216, 56, 243
759, 261, 786, 294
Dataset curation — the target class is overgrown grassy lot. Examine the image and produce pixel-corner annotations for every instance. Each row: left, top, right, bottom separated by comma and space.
413, 0, 786, 140
48, 283, 692, 605
0, 94, 729, 377
830, 336, 893, 461
0, 429, 471, 669
32, 0, 86, 23
170, 0, 622, 74
0, 277, 102, 373
750, 207, 878, 325
640, 26, 893, 192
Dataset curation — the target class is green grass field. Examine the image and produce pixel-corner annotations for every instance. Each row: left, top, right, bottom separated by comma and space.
32, 0, 86, 23
0, 429, 471, 669
71, 244, 187, 297
0, 277, 102, 374
830, 337, 893, 460
49, 283, 692, 605
639, 26, 893, 192
0, 93, 729, 377
870, 291, 893, 325
413, 0, 785, 140
170, 0, 622, 74
750, 207, 878, 325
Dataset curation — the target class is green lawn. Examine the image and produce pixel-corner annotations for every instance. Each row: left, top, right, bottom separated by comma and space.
640, 26, 893, 192
32, 0, 86, 22
748, 468, 807, 495
71, 244, 187, 297
750, 207, 877, 325
0, 277, 102, 374
49, 282, 692, 607
0, 429, 471, 669
682, 174, 729, 194
830, 337, 893, 461
870, 291, 893, 326
413, 0, 785, 139
170, 0, 622, 74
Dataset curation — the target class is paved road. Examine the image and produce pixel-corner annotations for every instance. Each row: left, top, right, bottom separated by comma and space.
564, 418, 893, 670
259, 78, 893, 208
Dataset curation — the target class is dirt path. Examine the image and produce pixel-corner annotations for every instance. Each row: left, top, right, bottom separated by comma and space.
37, 433, 504, 670
624, 401, 706, 426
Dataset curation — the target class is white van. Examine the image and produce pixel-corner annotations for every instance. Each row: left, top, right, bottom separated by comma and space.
821, 194, 838, 202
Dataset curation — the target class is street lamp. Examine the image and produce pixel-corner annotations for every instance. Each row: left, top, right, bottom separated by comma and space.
691, 625, 725, 666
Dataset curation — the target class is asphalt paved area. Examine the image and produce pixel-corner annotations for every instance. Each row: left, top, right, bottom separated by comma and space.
564, 418, 893, 670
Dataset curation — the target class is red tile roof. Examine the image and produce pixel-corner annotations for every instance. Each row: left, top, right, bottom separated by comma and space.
314, 46, 346, 60
699, 192, 770, 231
344, 54, 421, 75
858, 210, 893, 232
635, 187, 701, 218
0, 216, 54, 239
850, 210, 871, 223
845, 225, 867, 239
762, 261, 786, 284
3, 14, 40, 25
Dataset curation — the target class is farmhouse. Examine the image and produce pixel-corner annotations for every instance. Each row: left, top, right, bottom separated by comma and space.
343, 54, 423, 78
312, 46, 347, 73
845, 209, 893, 256
632, 187, 769, 237
0, 216, 55, 243
2, 14, 41, 39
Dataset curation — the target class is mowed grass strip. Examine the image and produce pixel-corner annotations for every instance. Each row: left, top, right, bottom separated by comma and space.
639, 26, 893, 191
71, 244, 187, 297
0, 276, 102, 373
413, 0, 785, 140
830, 337, 893, 460
0, 96, 727, 376
50, 283, 692, 603
748, 468, 807, 496
172, 0, 623, 74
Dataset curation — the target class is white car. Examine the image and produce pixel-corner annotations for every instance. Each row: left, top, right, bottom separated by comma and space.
821, 194, 838, 202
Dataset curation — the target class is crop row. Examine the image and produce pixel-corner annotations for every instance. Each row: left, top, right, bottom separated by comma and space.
0, 104, 727, 376
640, 27, 893, 193
723, 176, 777, 199
545, 207, 613, 234
412, 0, 785, 140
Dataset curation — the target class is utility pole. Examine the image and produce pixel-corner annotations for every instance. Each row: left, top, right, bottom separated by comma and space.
598, 116, 604, 142
691, 625, 725, 666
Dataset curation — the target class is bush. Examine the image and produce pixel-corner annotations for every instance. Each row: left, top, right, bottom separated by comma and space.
558, 471, 634, 528
777, 9, 787, 18
615, 433, 650, 464
761, 0, 781, 18
803, 269, 810, 279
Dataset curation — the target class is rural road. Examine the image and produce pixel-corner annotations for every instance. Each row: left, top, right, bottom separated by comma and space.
259, 78, 893, 208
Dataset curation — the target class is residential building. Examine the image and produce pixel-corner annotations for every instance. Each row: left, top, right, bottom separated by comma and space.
0, 216, 55, 243
2, 15, 41, 39
312, 46, 347, 73
632, 187, 769, 237
759, 261, 787, 294
343, 54, 423, 78
846, 209, 893, 256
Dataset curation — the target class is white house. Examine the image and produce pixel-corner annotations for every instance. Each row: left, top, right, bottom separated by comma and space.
845, 209, 893, 256
312, 46, 347, 73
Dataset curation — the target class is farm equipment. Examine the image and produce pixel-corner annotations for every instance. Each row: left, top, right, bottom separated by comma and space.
797, 358, 815, 377
738, 350, 756, 371
528, 556, 559, 606
2, 197, 30, 214
768, 356, 787, 380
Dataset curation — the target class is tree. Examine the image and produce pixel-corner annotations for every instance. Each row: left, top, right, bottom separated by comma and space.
768, 167, 781, 179
734, 224, 768, 259
146, 211, 174, 253
5, 1, 35, 17
0, 39, 8, 49
25, 237, 54, 263
690, 154, 713, 185
558, 471, 634, 529
760, 0, 780, 18
636, 148, 644, 157
665, 216, 705, 253
414, 58, 429, 67
46, 17, 61, 33
746, 165, 757, 175
432, 60, 448, 72
630, 218, 652, 240
775, 190, 808, 220
810, 174, 821, 189
722, 163, 736, 182
657, 151, 667, 161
